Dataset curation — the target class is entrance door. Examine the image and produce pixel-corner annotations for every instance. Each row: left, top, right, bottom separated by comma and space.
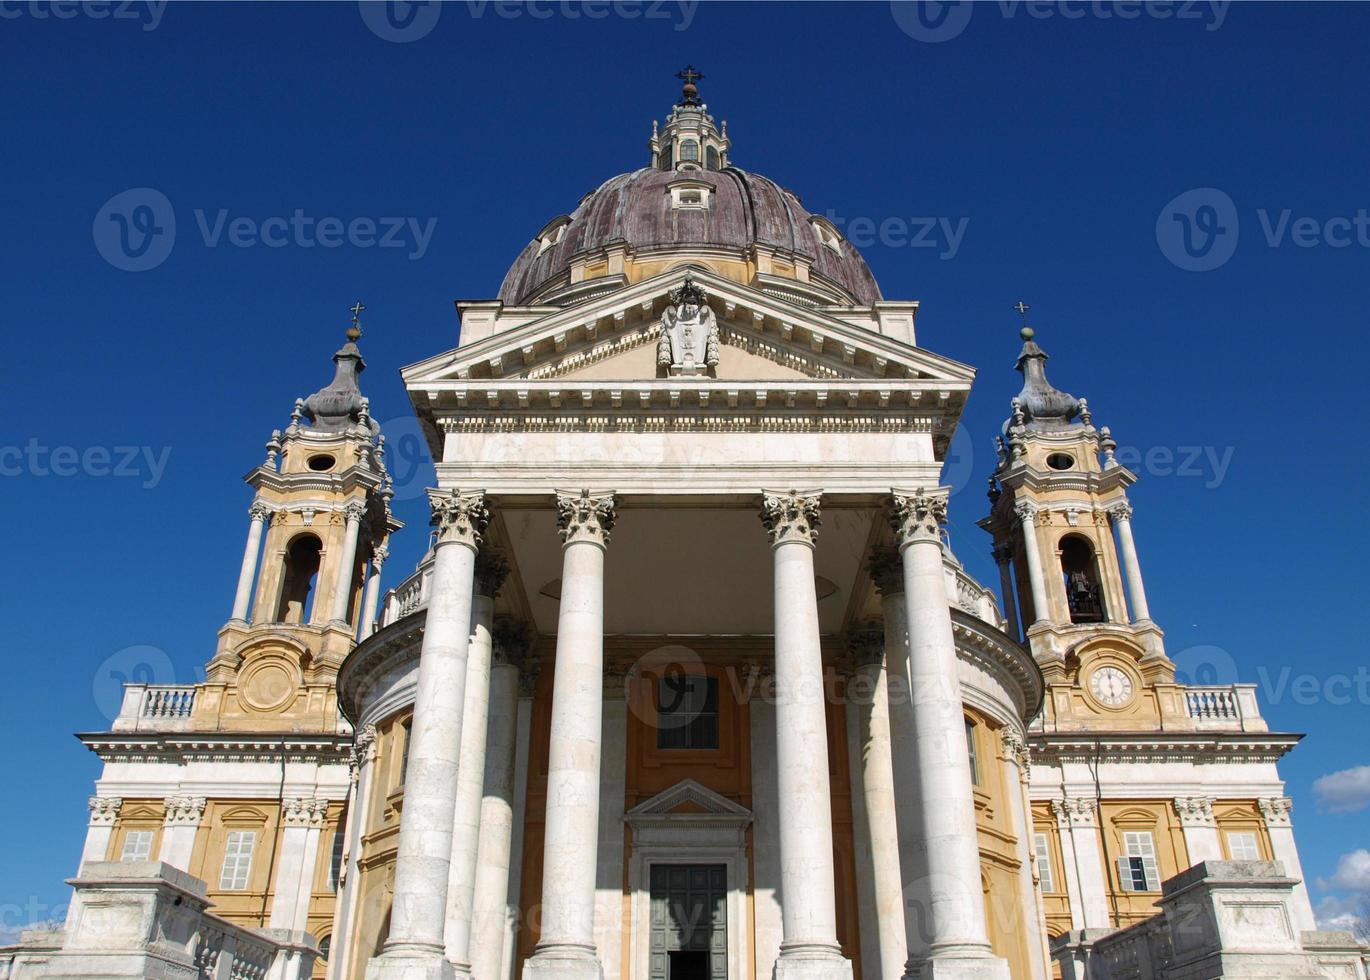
648, 864, 727, 980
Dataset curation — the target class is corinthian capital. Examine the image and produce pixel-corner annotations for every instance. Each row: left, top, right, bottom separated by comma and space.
163, 796, 207, 827
1107, 501, 1134, 522
844, 621, 885, 669
283, 797, 329, 827
88, 796, 123, 825
1258, 796, 1294, 827
428, 489, 489, 548
492, 617, 532, 668
888, 487, 948, 546
1173, 796, 1216, 827
556, 490, 617, 545
343, 500, 368, 523
1014, 500, 1039, 523
867, 546, 903, 597
248, 501, 272, 523
1051, 797, 1099, 827
475, 549, 511, 598
760, 490, 822, 546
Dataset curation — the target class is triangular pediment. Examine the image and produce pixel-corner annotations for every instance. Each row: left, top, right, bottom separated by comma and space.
625, 779, 753, 826
402, 267, 975, 389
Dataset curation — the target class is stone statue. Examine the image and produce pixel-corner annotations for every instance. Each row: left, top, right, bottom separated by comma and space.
658, 277, 720, 377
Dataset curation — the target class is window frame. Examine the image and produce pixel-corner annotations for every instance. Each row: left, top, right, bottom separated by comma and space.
1226, 830, 1261, 861
120, 829, 154, 862
218, 829, 257, 891
1117, 830, 1162, 892
1033, 832, 1056, 893
654, 672, 721, 751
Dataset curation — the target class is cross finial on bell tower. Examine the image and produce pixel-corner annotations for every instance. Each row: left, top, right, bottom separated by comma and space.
1013, 300, 1031, 331
348, 300, 366, 341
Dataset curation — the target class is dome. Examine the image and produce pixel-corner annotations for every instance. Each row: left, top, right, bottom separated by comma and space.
497, 79, 883, 308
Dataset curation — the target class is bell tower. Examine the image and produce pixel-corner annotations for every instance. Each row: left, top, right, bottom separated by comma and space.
979, 315, 1170, 687
202, 304, 401, 731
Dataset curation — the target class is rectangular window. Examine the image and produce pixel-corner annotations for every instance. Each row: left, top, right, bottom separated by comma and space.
1117, 831, 1161, 892
120, 830, 153, 862
399, 720, 412, 786
965, 719, 980, 785
656, 674, 719, 750
326, 828, 345, 892
1034, 832, 1055, 892
1227, 831, 1260, 861
218, 830, 256, 891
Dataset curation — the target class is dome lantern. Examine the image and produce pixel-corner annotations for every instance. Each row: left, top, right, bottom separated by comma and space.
648, 65, 730, 172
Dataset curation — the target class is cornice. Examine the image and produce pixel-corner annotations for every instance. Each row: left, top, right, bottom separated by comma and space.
77, 732, 353, 764
1029, 732, 1302, 765
951, 609, 1044, 721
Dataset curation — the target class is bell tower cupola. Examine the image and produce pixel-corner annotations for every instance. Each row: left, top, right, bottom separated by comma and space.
207, 303, 402, 716
979, 310, 1168, 678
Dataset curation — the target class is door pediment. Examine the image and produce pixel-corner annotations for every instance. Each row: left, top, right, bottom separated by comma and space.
626, 779, 753, 828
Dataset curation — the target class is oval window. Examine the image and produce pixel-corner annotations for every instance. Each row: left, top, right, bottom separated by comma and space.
1046, 453, 1074, 471
307, 454, 336, 472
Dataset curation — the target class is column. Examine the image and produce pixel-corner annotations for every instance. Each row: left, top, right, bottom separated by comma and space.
1173, 797, 1222, 865
1107, 502, 1151, 622
843, 621, 907, 980
329, 500, 368, 624
1259, 797, 1316, 933
1001, 733, 1049, 980
1015, 501, 1050, 628
889, 488, 1008, 980
231, 502, 271, 623
470, 620, 531, 980
80, 796, 123, 868
991, 545, 1021, 641
158, 796, 206, 871
367, 489, 487, 980
524, 490, 615, 980
270, 798, 328, 931
868, 548, 931, 964
333, 725, 379, 980
361, 544, 388, 638
759, 490, 852, 980
1051, 799, 1110, 929
445, 550, 509, 972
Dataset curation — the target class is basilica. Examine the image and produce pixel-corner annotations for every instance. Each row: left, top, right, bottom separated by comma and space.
6, 75, 1367, 980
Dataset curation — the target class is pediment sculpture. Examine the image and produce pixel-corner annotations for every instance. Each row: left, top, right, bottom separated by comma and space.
657, 277, 720, 378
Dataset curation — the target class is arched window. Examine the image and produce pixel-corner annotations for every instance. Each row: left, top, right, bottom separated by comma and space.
1060, 534, 1106, 623
705, 146, 719, 170
660, 144, 674, 170
275, 534, 322, 624
680, 139, 699, 162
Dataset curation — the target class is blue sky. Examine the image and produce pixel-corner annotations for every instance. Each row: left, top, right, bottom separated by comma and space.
2, 0, 1367, 936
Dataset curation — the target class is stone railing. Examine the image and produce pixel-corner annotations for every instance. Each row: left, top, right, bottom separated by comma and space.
1183, 683, 1267, 732
943, 557, 1006, 632
379, 555, 434, 628
110, 684, 198, 733
0, 862, 317, 980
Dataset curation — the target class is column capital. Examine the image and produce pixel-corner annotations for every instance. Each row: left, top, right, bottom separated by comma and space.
1013, 499, 1040, 523
844, 620, 885, 670
556, 490, 616, 546
1258, 796, 1294, 827
343, 500, 368, 524
248, 501, 273, 522
475, 549, 511, 598
492, 616, 532, 668
1001, 728, 1031, 771
888, 487, 948, 546
372, 543, 389, 569
163, 796, 207, 827
991, 543, 1014, 566
1107, 500, 1134, 522
760, 489, 821, 546
1051, 797, 1098, 828
428, 489, 489, 548
516, 658, 542, 698
88, 796, 123, 826
283, 797, 329, 828
1173, 796, 1217, 828
866, 546, 903, 596
353, 722, 379, 773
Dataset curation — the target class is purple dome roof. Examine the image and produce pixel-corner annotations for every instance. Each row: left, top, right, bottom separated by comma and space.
497, 167, 883, 307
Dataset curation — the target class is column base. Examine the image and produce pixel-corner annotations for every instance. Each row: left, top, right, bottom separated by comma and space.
521, 942, 603, 980
903, 950, 1011, 980
774, 942, 853, 980
364, 943, 457, 980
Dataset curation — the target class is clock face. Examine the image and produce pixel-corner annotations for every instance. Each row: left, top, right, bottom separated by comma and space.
1090, 666, 1134, 706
